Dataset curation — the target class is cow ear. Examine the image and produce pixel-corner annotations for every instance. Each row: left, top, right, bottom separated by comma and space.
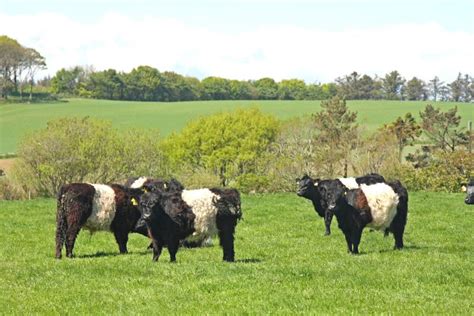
461, 185, 467, 192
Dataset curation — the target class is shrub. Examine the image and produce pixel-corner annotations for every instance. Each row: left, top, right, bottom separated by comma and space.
13, 117, 167, 197
162, 108, 279, 187
233, 173, 270, 193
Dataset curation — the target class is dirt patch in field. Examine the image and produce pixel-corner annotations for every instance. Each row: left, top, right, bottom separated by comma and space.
0, 158, 16, 175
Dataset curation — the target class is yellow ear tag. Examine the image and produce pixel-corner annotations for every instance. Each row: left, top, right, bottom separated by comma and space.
131, 198, 138, 206
461, 186, 467, 192
164, 183, 167, 189
344, 191, 347, 196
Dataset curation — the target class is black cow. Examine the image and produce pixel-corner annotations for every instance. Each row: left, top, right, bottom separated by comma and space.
140, 190, 195, 262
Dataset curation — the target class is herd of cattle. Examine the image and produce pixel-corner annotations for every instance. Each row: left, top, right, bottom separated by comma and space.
54, 174, 474, 262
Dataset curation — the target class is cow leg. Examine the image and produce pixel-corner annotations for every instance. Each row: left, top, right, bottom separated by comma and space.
351, 228, 363, 255
324, 211, 333, 236
168, 238, 180, 263
113, 230, 129, 254
151, 238, 163, 262
65, 225, 81, 258
217, 216, 237, 262
343, 231, 353, 253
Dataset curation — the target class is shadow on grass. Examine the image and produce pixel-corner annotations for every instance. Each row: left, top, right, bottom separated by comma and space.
376, 244, 426, 254
76, 250, 150, 258
235, 258, 262, 263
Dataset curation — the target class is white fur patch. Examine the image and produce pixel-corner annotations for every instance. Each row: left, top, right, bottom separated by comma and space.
339, 177, 359, 190
83, 184, 117, 232
181, 189, 219, 243
130, 177, 149, 189
360, 183, 399, 230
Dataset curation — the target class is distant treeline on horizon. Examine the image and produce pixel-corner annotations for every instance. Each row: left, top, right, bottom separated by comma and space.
1, 35, 473, 103
46, 66, 474, 103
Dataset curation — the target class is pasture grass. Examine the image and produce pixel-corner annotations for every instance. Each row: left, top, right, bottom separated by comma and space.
0, 192, 472, 314
0, 98, 472, 154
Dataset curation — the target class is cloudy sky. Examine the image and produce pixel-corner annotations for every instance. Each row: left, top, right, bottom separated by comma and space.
1, 0, 473, 83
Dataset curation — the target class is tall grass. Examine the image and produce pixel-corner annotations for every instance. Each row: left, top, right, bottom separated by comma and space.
0, 192, 472, 314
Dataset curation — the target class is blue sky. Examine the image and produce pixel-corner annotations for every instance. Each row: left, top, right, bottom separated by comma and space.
1, 0, 473, 82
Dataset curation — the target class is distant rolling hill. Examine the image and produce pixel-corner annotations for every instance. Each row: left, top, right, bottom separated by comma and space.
0, 98, 472, 154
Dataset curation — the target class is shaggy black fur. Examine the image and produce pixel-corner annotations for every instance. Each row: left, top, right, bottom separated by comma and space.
296, 173, 385, 235
55, 183, 145, 259
140, 190, 195, 262
210, 188, 242, 262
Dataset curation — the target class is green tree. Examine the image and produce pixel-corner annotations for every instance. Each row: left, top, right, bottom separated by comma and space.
122, 66, 162, 101
229, 80, 256, 100
253, 77, 278, 100
201, 77, 231, 100
162, 108, 279, 186
420, 104, 468, 152
51, 66, 89, 95
278, 79, 307, 100
381, 70, 405, 100
313, 96, 359, 176
406, 77, 427, 101
385, 113, 422, 162
428, 76, 444, 102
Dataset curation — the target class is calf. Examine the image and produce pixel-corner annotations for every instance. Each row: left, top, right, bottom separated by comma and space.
140, 190, 195, 262
318, 180, 407, 254
462, 179, 474, 205
55, 183, 144, 258
296, 173, 385, 235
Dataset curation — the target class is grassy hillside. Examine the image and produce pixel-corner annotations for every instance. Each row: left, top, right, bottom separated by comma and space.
0, 98, 472, 154
0, 192, 472, 314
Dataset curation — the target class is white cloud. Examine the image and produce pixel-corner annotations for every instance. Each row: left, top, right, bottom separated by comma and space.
0, 12, 472, 82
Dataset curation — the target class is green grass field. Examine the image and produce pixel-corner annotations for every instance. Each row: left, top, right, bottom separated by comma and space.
0, 98, 472, 154
0, 192, 472, 314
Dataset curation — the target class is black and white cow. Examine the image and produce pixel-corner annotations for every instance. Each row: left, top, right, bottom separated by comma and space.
296, 173, 386, 235
55, 183, 145, 258
318, 179, 408, 254
462, 179, 474, 205
134, 178, 243, 262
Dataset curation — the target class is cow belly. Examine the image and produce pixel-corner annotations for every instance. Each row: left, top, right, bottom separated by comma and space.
84, 184, 117, 232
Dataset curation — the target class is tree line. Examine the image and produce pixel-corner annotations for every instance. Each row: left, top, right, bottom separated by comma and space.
1, 35, 473, 102
0, 36, 46, 100
50, 66, 473, 102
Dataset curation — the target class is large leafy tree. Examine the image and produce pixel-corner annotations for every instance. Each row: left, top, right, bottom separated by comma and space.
385, 113, 422, 162
278, 79, 307, 100
162, 108, 279, 186
312, 96, 359, 177
419, 104, 468, 152
122, 66, 162, 101
0, 35, 46, 99
253, 77, 279, 100
201, 76, 231, 100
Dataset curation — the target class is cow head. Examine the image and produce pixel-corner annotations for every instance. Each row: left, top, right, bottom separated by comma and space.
317, 179, 348, 212
462, 179, 474, 205
296, 175, 320, 198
